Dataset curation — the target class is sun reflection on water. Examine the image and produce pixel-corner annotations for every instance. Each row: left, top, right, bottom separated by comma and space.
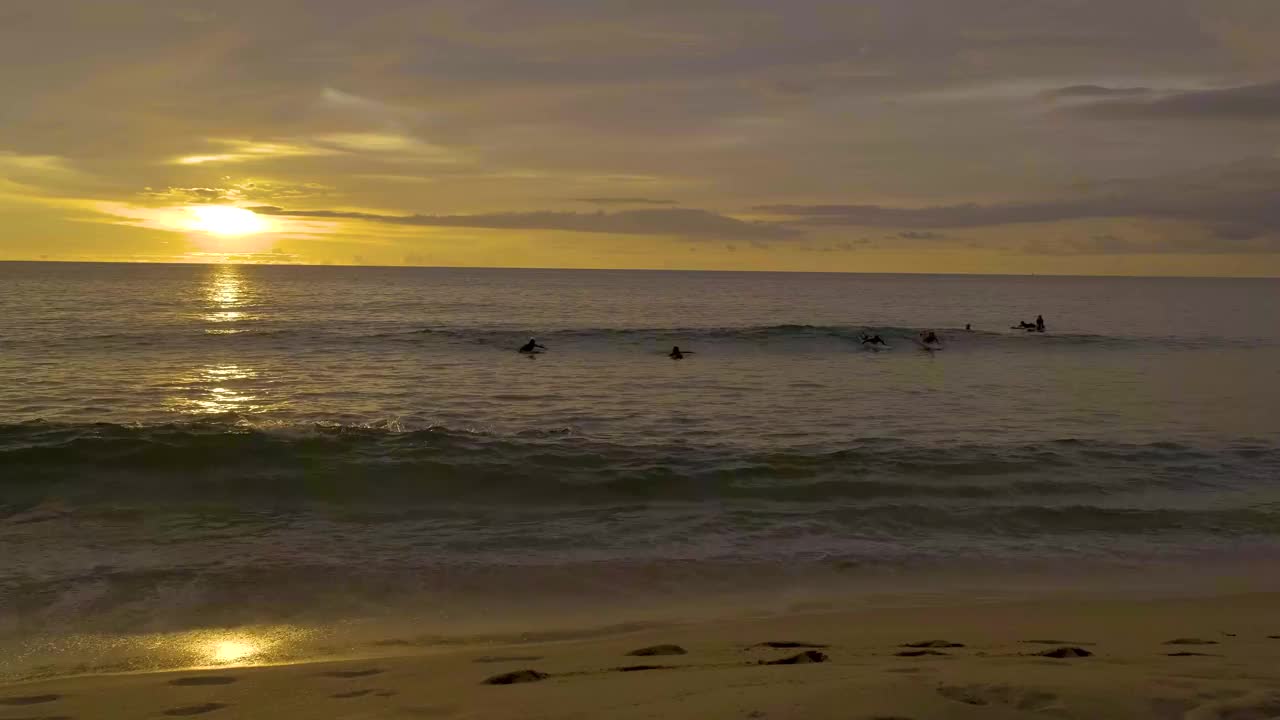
167, 363, 265, 415
200, 264, 259, 326
209, 638, 261, 664
175, 627, 306, 668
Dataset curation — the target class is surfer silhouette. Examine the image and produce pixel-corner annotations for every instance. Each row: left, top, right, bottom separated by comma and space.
518, 338, 545, 353
669, 345, 693, 359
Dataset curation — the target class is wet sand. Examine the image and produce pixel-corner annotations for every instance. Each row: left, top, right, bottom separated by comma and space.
4, 592, 1279, 719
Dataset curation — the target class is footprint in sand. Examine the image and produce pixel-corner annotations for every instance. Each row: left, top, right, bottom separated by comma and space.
331, 689, 397, 699
1165, 638, 1219, 646
627, 644, 687, 656
1037, 646, 1093, 659
0, 696, 62, 706
162, 703, 229, 716
321, 668, 386, 679
1021, 639, 1096, 646
168, 677, 238, 687
761, 650, 828, 665
937, 684, 1059, 712
900, 640, 964, 649
483, 670, 549, 685
749, 641, 829, 650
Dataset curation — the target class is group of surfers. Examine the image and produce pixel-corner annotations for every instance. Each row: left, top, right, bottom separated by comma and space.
518, 316, 1046, 358
519, 338, 692, 359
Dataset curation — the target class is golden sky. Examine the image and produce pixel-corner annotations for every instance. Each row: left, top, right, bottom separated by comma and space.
2, 0, 1280, 275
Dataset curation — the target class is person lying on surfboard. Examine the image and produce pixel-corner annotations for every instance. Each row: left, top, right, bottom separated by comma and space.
518, 338, 546, 353
860, 333, 887, 346
669, 345, 694, 359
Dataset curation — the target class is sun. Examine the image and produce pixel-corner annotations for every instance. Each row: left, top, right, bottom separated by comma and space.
186, 206, 268, 236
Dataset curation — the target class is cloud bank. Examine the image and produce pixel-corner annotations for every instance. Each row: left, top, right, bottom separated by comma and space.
250, 205, 795, 240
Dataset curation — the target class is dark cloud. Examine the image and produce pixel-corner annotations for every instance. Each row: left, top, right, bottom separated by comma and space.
1046, 84, 1151, 98
755, 159, 1280, 247
1064, 80, 1280, 119
573, 197, 679, 206
250, 205, 795, 240
141, 181, 330, 204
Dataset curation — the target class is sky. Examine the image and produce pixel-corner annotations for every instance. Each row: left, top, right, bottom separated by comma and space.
2, 0, 1280, 276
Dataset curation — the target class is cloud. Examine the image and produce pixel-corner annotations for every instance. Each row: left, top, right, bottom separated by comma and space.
139, 180, 332, 204
313, 133, 464, 162
755, 159, 1280, 248
574, 197, 679, 206
0, 151, 79, 195
172, 140, 335, 166
1061, 80, 1280, 119
249, 205, 795, 240
1045, 84, 1151, 99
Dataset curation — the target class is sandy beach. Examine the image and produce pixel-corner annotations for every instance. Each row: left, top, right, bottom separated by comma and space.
4, 591, 1278, 720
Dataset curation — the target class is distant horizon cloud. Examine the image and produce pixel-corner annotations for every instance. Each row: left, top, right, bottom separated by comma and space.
249, 205, 796, 240
1044, 85, 1153, 99
573, 197, 680, 206
755, 160, 1280, 252
1056, 80, 1280, 120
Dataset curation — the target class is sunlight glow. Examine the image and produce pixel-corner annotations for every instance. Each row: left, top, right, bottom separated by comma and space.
210, 639, 259, 664
186, 206, 268, 236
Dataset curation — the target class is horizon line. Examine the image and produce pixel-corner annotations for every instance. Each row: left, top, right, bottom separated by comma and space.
0, 258, 1276, 281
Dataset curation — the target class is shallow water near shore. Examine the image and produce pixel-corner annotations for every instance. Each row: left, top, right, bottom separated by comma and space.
2, 262, 1278, 680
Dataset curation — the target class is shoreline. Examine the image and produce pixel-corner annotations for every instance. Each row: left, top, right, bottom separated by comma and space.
5, 590, 1279, 719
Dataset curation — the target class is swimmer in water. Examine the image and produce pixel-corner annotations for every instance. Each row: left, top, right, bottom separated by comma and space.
1036, 314, 1045, 332
860, 333, 886, 346
518, 338, 546, 353
669, 345, 694, 359
921, 330, 940, 344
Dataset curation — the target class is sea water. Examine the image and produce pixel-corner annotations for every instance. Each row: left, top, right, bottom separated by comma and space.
1, 262, 1278, 677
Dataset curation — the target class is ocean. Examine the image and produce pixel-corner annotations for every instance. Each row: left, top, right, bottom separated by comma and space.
1, 261, 1278, 678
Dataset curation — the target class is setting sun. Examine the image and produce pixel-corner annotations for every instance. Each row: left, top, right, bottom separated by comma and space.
186, 206, 267, 236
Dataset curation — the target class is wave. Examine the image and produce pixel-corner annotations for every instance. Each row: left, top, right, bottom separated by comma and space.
3, 419, 1276, 511
406, 323, 1221, 350
14, 321, 1264, 355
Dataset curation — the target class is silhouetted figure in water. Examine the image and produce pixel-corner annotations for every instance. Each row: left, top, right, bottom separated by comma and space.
1036, 315, 1045, 333
669, 345, 693, 359
965, 323, 972, 331
518, 338, 546, 353
921, 330, 940, 345
860, 333, 886, 346
1014, 320, 1036, 330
